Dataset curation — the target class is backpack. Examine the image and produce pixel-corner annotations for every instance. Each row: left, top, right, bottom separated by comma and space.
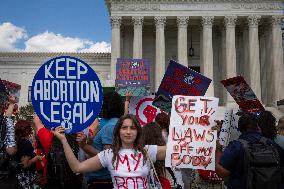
238, 137, 282, 189
46, 135, 79, 187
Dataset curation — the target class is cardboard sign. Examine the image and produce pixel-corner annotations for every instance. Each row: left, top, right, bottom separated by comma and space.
219, 109, 242, 147
0, 80, 8, 113
115, 58, 150, 96
218, 109, 233, 146
221, 76, 264, 113
0, 80, 21, 101
128, 95, 161, 126
0, 80, 21, 113
153, 60, 211, 112
228, 111, 241, 142
165, 96, 219, 170
31, 56, 103, 133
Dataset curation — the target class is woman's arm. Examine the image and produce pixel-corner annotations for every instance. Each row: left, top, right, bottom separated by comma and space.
33, 114, 44, 134
77, 132, 100, 156
80, 144, 100, 157
20, 155, 44, 169
53, 126, 103, 173
156, 146, 167, 160
88, 118, 99, 142
215, 143, 230, 178
124, 91, 132, 115
212, 120, 231, 178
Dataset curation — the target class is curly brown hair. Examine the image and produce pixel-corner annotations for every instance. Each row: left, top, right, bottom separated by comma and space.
142, 122, 166, 177
257, 111, 277, 139
155, 112, 170, 133
111, 114, 147, 167
15, 120, 32, 142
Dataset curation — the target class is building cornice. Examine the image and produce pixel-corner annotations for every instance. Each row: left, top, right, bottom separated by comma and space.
0, 52, 111, 59
105, 0, 283, 16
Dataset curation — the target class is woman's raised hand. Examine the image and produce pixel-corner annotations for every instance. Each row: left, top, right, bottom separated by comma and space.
212, 120, 222, 137
125, 90, 132, 102
51, 126, 66, 142
76, 132, 87, 147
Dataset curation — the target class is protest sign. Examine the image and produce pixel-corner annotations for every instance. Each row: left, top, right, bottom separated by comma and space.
153, 60, 211, 112
0, 80, 8, 113
0, 79, 21, 113
165, 95, 219, 170
128, 95, 161, 126
115, 58, 150, 96
31, 56, 103, 134
218, 109, 233, 147
228, 111, 241, 142
218, 109, 241, 148
221, 76, 264, 113
0, 80, 21, 101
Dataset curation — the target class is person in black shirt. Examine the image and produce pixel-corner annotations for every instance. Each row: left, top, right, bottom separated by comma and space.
14, 119, 43, 188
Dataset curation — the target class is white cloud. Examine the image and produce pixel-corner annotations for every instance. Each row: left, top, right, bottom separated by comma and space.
80, 41, 111, 53
0, 22, 110, 53
0, 22, 27, 51
25, 31, 111, 53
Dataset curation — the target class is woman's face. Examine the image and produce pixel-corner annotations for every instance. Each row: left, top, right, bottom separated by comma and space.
119, 118, 138, 148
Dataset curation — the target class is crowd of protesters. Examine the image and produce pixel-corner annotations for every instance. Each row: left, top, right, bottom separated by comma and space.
0, 92, 284, 189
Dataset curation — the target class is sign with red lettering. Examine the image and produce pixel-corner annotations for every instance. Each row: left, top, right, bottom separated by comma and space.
115, 58, 150, 96
221, 76, 264, 113
165, 96, 219, 170
128, 95, 161, 126
153, 60, 211, 112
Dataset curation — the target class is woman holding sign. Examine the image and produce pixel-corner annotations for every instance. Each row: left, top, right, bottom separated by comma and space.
53, 114, 167, 189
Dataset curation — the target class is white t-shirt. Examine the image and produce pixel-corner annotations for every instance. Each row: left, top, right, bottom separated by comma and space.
98, 145, 157, 189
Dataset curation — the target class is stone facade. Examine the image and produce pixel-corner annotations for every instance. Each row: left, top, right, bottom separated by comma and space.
0, 52, 111, 106
107, 0, 284, 108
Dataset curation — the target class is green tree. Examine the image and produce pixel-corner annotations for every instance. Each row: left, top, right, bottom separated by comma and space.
16, 103, 34, 123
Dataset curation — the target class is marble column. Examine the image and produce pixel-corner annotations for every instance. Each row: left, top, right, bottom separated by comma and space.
132, 16, 143, 58
259, 25, 268, 105
248, 15, 262, 100
265, 24, 273, 106
201, 16, 214, 96
267, 15, 284, 106
177, 16, 189, 67
224, 16, 237, 105
111, 16, 122, 83
242, 25, 249, 81
219, 26, 226, 105
154, 16, 166, 91
199, 25, 203, 70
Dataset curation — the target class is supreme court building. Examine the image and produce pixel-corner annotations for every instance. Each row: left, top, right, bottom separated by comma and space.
0, 0, 283, 115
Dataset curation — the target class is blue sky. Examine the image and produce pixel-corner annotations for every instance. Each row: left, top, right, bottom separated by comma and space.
0, 0, 111, 52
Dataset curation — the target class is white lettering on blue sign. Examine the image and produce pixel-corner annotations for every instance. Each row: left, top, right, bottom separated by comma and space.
32, 56, 103, 134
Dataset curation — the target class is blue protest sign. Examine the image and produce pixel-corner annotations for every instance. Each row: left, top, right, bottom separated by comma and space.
31, 56, 103, 133
153, 60, 212, 112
